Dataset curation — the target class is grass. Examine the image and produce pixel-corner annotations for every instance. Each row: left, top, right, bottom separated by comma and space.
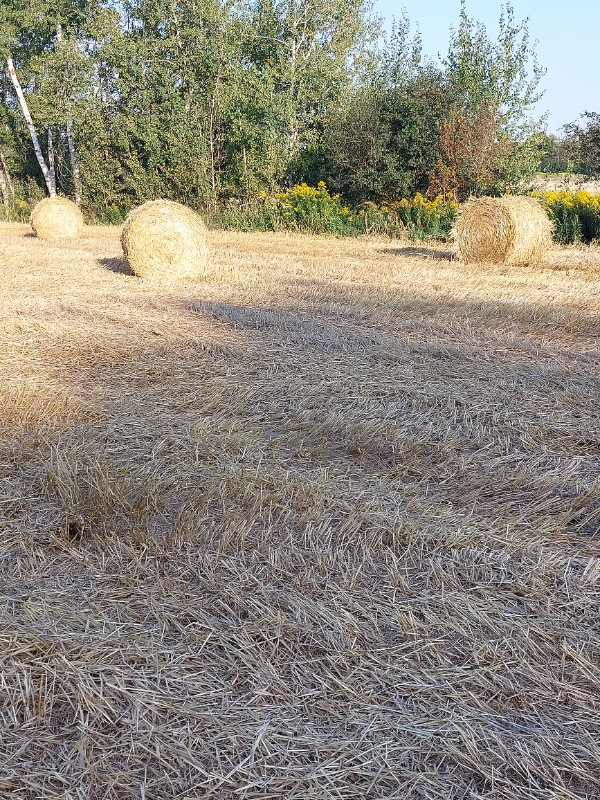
1, 223, 600, 799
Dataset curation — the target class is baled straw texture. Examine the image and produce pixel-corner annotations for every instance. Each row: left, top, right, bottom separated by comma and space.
121, 199, 210, 281
454, 196, 553, 265
30, 196, 84, 240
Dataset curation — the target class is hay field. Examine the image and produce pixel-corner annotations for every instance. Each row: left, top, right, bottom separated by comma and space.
1, 222, 600, 799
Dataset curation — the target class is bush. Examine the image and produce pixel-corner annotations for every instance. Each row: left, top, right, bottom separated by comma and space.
83, 201, 126, 225
209, 183, 361, 235
534, 190, 600, 244
209, 185, 458, 240
359, 193, 458, 239
208, 196, 283, 232
100, 203, 126, 225
0, 198, 31, 223
275, 182, 358, 235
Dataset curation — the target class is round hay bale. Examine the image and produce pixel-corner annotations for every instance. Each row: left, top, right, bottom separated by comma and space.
121, 199, 210, 281
30, 196, 84, 240
453, 196, 553, 265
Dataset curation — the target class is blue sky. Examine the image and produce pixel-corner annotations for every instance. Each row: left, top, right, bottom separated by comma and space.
371, 0, 598, 133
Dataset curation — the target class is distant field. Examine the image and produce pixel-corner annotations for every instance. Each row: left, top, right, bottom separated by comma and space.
1, 223, 600, 799
531, 173, 600, 195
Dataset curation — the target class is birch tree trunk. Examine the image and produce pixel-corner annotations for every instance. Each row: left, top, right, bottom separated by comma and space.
6, 57, 56, 196
48, 127, 56, 189
0, 148, 14, 196
66, 117, 82, 205
209, 97, 217, 195
0, 158, 10, 207
56, 23, 82, 204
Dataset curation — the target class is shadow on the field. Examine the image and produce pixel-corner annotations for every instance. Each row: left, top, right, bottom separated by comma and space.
382, 246, 454, 260
4, 278, 600, 559
98, 256, 134, 276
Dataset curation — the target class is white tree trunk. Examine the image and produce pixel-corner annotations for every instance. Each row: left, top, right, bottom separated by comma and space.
6, 56, 56, 196
48, 127, 56, 189
0, 160, 9, 207
0, 146, 14, 195
0, 148, 13, 208
66, 117, 82, 205
56, 23, 82, 205
209, 97, 217, 194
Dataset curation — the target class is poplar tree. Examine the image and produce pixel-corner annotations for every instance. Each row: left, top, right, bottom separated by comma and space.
437, 1, 546, 197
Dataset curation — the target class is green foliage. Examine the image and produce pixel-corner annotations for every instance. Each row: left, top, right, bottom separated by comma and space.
275, 182, 355, 234
323, 68, 446, 203
561, 113, 600, 177
93, 202, 125, 225
394, 194, 458, 238
490, 131, 551, 194
537, 133, 573, 174
0, 0, 571, 239
210, 184, 457, 240
535, 190, 600, 244
208, 197, 284, 232
446, 1, 545, 136
426, 2, 546, 200
359, 194, 458, 239
210, 182, 360, 235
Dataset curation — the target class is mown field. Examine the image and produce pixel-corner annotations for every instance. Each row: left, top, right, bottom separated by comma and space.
1, 223, 600, 799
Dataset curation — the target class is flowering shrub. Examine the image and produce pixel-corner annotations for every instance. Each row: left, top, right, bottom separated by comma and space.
275, 182, 355, 234
79, 200, 126, 225
102, 203, 125, 225
14, 199, 30, 222
359, 193, 458, 239
211, 186, 458, 239
533, 190, 600, 244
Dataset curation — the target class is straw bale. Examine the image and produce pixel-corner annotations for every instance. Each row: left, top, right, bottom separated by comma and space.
454, 196, 553, 265
121, 199, 210, 281
30, 196, 84, 240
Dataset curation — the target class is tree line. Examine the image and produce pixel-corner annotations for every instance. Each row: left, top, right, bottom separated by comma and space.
0, 0, 595, 221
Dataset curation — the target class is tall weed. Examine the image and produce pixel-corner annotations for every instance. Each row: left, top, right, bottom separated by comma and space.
534, 190, 600, 244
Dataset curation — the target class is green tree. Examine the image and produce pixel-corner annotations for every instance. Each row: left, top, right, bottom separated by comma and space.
0, 0, 105, 201
322, 14, 445, 203
251, 0, 375, 184
446, 1, 545, 136
323, 68, 446, 203
562, 113, 600, 177
438, 1, 546, 197
83, 0, 241, 210
535, 132, 571, 174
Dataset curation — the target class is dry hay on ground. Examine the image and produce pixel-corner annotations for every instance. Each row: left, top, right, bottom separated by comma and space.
454, 195, 553, 265
1, 224, 600, 799
30, 195, 84, 240
121, 198, 210, 281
